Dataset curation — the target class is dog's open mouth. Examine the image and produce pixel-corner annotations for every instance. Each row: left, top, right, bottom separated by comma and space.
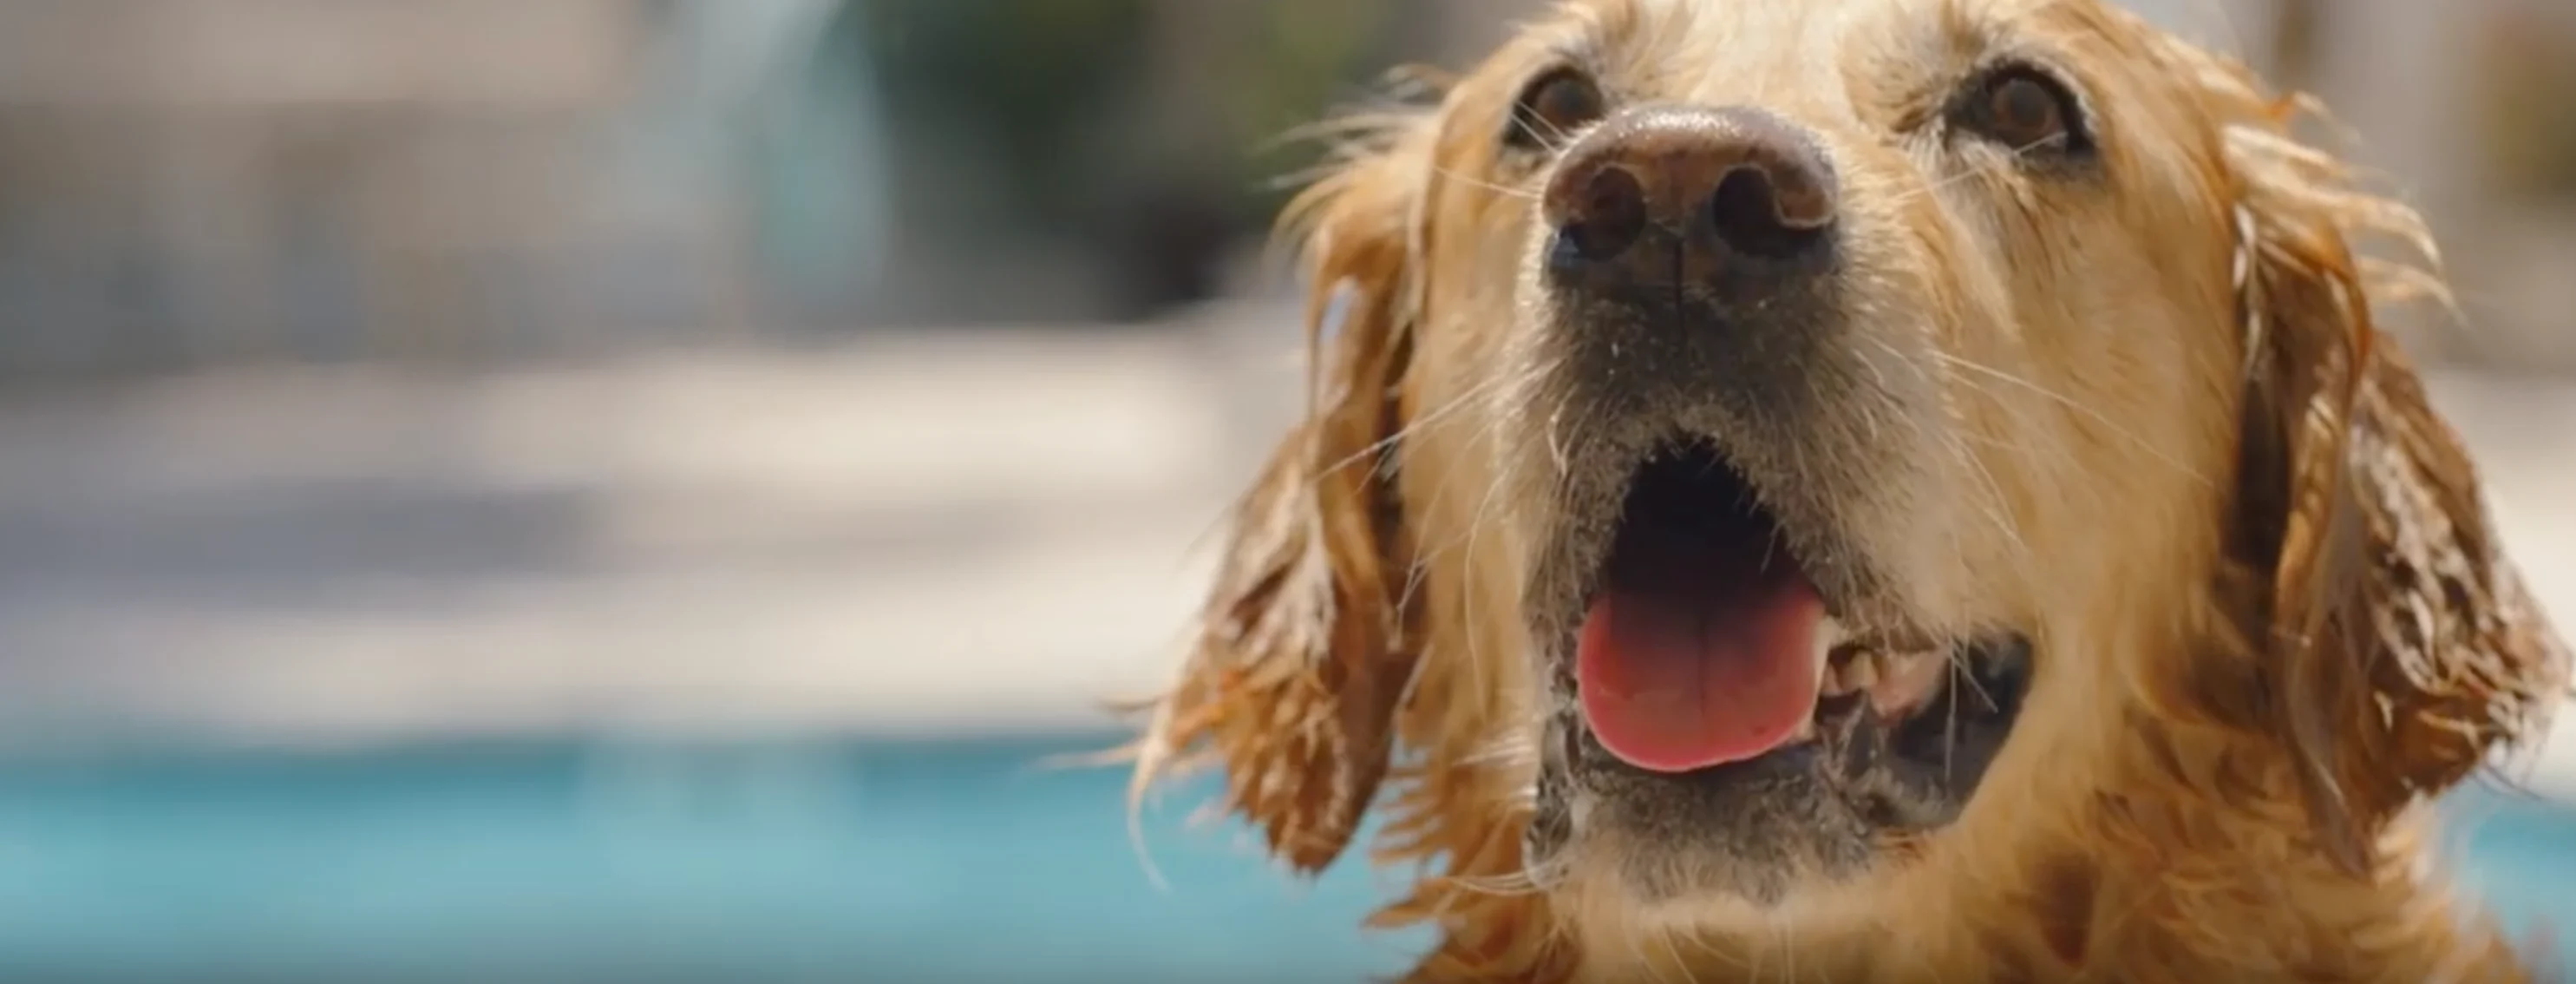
1573, 439, 2030, 806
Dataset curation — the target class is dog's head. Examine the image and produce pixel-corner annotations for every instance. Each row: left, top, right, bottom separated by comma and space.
1135, 0, 2566, 972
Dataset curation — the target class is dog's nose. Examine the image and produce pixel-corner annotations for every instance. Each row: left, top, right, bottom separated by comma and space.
1540, 105, 1838, 293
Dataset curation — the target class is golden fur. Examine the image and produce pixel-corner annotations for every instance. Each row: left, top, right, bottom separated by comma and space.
1128, 1, 2571, 980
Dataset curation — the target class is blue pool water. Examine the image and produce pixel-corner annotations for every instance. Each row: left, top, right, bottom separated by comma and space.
0, 733, 2563, 982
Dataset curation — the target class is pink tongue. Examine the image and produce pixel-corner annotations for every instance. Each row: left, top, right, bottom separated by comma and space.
1575, 542, 1826, 773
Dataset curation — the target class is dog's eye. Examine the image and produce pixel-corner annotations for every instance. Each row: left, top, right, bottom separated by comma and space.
1955, 66, 2089, 158
1506, 67, 1605, 150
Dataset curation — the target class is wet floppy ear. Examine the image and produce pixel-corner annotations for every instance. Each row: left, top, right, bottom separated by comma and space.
1128, 132, 1429, 873
2221, 121, 2570, 873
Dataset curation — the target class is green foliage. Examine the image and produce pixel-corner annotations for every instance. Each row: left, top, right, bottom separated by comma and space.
847, 0, 1387, 233
853, 0, 1152, 225
1220, 0, 1392, 220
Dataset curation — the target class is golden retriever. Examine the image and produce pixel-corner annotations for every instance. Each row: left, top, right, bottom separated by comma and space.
1129, 0, 2572, 980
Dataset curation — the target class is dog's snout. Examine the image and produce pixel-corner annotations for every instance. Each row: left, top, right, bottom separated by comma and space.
1542, 105, 1839, 288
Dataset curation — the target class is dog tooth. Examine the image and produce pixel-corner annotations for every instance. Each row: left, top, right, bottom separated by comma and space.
1871, 649, 1952, 715
1811, 616, 1843, 687
1842, 651, 1882, 692
1820, 648, 1881, 697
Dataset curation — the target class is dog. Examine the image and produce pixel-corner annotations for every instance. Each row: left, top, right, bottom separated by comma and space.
1130, 0, 2571, 980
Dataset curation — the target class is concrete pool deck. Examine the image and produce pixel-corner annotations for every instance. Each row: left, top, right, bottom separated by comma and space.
0, 303, 2571, 796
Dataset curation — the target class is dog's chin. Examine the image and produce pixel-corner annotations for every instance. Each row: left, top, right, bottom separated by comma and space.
1527, 437, 2034, 913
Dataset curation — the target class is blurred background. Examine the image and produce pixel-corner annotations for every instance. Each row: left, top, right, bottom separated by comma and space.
0, 0, 2567, 981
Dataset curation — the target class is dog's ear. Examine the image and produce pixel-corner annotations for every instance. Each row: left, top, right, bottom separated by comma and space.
2220, 103, 2569, 873
1129, 120, 1432, 873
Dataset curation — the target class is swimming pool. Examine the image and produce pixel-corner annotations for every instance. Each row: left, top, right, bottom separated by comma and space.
0, 733, 2562, 982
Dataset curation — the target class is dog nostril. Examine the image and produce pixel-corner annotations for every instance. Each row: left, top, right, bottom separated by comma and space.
1559, 166, 1650, 263
1706, 165, 1828, 261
